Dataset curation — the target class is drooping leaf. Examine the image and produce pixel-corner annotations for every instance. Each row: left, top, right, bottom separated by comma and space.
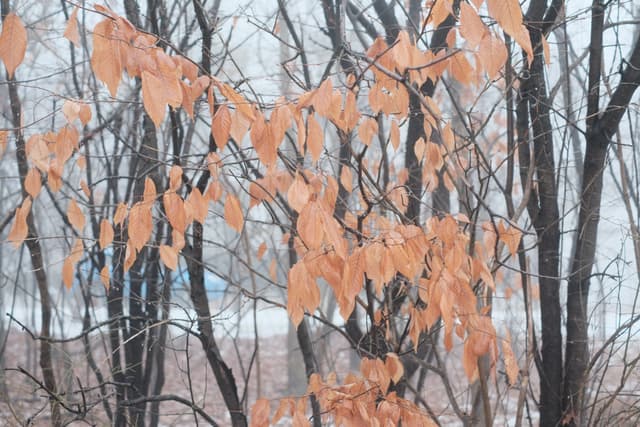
250, 398, 270, 427
0, 13, 27, 78
99, 218, 114, 249
287, 173, 310, 213
159, 245, 178, 270
212, 103, 232, 151
113, 202, 128, 226
91, 19, 125, 97
128, 202, 153, 251
306, 114, 323, 162
24, 168, 41, 198
63, 7, 80, 47
67, 198, 85, 232
141, 70, 167, 127
224, 194, 244, 233
459, 2, 487, 49
99, 265, 110, 291
7, 197, 31, 247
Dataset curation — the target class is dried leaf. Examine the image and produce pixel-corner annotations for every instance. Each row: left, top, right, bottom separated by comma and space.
7, 197, 31, 247
212, 104, 231, 150
91, 19, 125, 97
63, 7, 80, 47
250, 398, 270, 427
67, 198, 85, 232
224, 194, 243, 233
99, 218, 114, 249
24, 168, 41, 198
502, 330, 519, 385
306, 114, 323, 162
100, 265, 110, 291
159, 245, 178, 270
257, 242, 267, 260
0, 13, 27, 78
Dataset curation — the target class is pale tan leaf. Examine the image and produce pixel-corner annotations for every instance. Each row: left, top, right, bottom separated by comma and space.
390, 118, 400, 151
0, 13, 27, 78
62, 99, 81, 123
169, 165, 183, 191
163, 191, 187, 232
358, 117, 378, 146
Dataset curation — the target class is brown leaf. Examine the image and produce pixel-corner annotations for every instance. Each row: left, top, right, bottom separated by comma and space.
0, 13, 27, 78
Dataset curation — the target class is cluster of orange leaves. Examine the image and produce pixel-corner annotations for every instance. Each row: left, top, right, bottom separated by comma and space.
251, 354, 436, 427
1, 2, 531, 424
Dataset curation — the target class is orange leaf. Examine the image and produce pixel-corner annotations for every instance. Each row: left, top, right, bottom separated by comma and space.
100, 265, 110, 291
62, 99, 81, 123
186, 188, 208, 224
358, 117, 378, 146
502, 330, 519, 385
63, 239, 84, 289
91, 19, 125, 97
67, 198, 85, 232
479, 34, 508, 80
257, 242, 267, 260
224, 194, 243, 233
312, 78, 333, 118
0, 130, 7, 156
164, 191, 187, 232
486, 0, 533, 63
250, 398, 270, 427
113, 202, 128, 226
99, 219, 114, 249
459, 2, 487, 49
79, 103, 92, 125
63, 7, 80, 47
0, 13, 27, 78
212, 104, 232, 150
128, 202, 153, 251
26, 134, 49, 172
7, 197, 31, 247
24, 168, 41, 198
141, 70, 167, 127
287, 173, 310, 213
340, 166, 353, 193
159, 245, 178, 270
306, 114, 323, 162
169, 165, 183, 191
143, 176, 156, 205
